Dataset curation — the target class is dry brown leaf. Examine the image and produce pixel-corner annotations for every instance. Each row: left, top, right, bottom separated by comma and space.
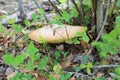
63, 53, 74, 61
62, 54, 74, 68
56, 44, 64, 51
96, 72, 104, 78
80, 40, 89, 49
37, 75, 46, 80
65, 61, 72, 68
29, 24, 83, 43
16, 38, 24, 47
7, 71, 17, 80
51, 73, 60, 80
69, 77, 76, 80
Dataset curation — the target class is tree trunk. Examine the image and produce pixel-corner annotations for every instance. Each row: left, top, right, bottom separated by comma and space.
96, 0, 103, 34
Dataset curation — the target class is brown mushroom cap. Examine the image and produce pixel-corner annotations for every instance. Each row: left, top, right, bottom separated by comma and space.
28, 24, 83, 43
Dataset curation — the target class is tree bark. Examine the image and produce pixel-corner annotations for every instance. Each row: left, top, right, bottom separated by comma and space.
96, 0, 103, 34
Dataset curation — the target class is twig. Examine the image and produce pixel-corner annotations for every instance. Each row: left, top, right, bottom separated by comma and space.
79, 0, 84, 22
87, 0, 110, 55
71, 0, 83, 24
56, 0, 61, 4
48, 0, 62, 16
33, 0, 48, 23
71, 0, 80, 14
94, 64, 120, 69
67, 0, 70, 9
109, 0, 118, 18
63, 64, 119, 79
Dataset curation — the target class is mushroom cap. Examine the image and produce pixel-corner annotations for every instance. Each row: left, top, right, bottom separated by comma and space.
28, 24, 83, 43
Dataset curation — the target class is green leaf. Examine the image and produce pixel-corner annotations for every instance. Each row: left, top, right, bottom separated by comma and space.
117, 0, 120, 7
82, 56, 89, 63
39, 56, 48, 70
60, 74, 65, 80
61, 11, 72, 22
37, 9, 44, 17
0, 24, 6, 32
26, 61, 38, 70
99, 51, 108, 59
53, 64, 61, 72
115, 16, 120, 28
87, 62, 93, 68
55, 51, 61, 59
49, 74, 57, 80
81, 64, 87, 69
87, 67, 91, 74
3, 54, 13, 65
61, 51, 68, 57
65, 73, 71, 79
72, 37, 80, 44
73, 66, 81, 72
3, 54, 25, 67
60, 73, 70, 80
83, 0, 92, 7
97, 77, 106, 80
75, 27, 89, 43
25, 42, 39, 54
26, 42, 39, 54
14, 54, 25, 65
12, 24, 22, 33
82, 35, 90, 43
24, 19, 31, 27
115, 67, 120, 76
32, 13, 38, 23
59, 0, 67, 3
8, 18, 16, 24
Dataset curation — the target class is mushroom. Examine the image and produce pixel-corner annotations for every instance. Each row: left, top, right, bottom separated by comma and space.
28, 24, 83, 43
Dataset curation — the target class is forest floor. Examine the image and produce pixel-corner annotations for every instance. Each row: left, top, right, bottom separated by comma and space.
0, 0, 120, 80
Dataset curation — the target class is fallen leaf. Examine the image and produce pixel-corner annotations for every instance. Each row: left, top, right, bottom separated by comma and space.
29, 24, 83, 43
69, 77, 76, 80
51, 73, 60, 80
16, 38, 24, 47
37, 75, 46, 80
56, 44, 64, 51
7, 71, 17, 80
80, 40, 89, 50
96, 72, 104, 78
62, 54, 74, 68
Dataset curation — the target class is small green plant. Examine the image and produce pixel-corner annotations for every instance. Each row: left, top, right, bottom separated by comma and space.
3, 42, 49, 79
10, 72, 36, 80
32, 13, 38, 23
0, 23, 6, 32
24, 19, 31, 27
60, 73, 71, 80
50, 10, 78, 25
59, 0, 67, 3
12, 24, 22, 33
96, 77, 106, 80
80, 62, 93, 74
114, 67, 120, 76
73, 55, 93, 75
73, 62, 93, 75
66, 27, 89, 44
92, 16, 120, 58
53, 50, 68, 66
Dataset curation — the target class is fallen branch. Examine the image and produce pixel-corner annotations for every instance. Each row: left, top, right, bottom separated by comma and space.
94, 64, 120, 69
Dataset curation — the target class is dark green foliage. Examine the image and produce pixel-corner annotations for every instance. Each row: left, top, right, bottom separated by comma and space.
92, 16, 120, 58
